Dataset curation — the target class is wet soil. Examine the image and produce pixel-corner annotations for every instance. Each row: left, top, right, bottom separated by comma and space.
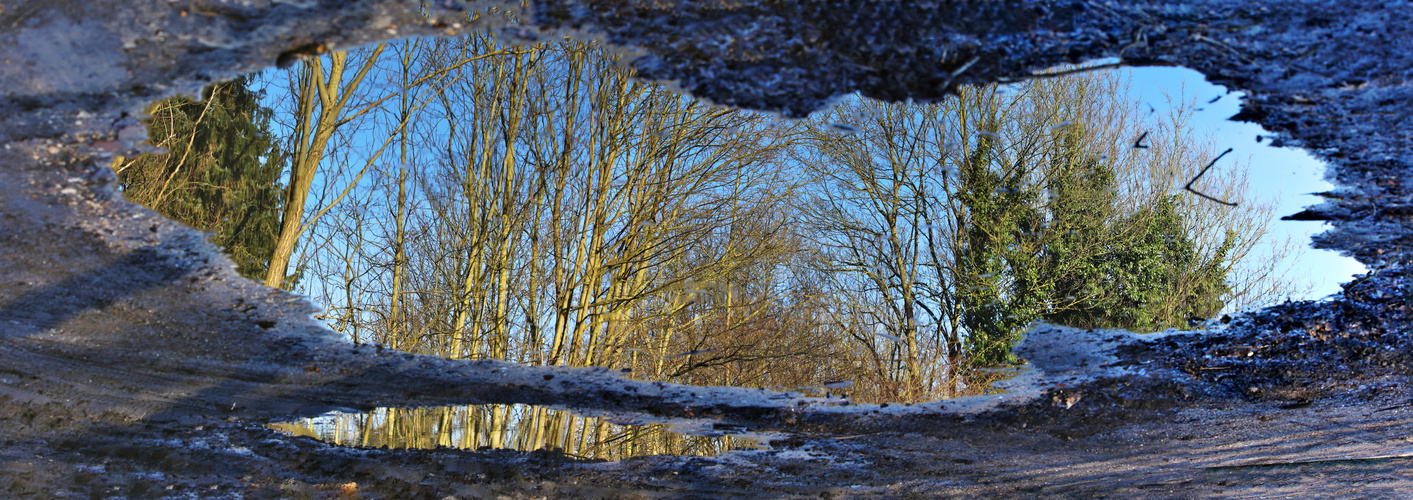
0, 0, 1409, 498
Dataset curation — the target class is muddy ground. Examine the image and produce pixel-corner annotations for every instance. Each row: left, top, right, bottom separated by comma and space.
0, 0, 1410, 498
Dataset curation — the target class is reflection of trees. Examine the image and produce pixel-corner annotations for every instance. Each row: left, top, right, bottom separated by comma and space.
271, 405, 741, 460
247, 29, 1307, 424
792, 68, 1301, 401
122, 28, 1312, 455
300, 34, 813, 383
114, 75, 285, 283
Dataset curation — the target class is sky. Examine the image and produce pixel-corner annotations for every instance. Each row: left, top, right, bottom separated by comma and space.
255, 54, 1368, 320
1120, 65, 1366, 301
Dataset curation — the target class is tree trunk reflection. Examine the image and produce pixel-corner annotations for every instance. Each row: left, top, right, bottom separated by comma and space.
271, 404, 746, 460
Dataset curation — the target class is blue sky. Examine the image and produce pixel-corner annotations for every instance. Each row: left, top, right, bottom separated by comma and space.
1122, 65, 1365, 300
255, 54, 1367, 320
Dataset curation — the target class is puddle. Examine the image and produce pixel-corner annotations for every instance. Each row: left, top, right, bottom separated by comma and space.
114, 28, 1363, 412
1117, 65, 1367, 301
267, 404, 768, 460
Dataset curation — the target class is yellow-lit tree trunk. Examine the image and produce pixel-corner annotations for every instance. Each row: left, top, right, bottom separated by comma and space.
267, 48, 384, 289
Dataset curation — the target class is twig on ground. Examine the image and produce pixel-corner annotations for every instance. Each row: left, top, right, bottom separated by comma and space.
1374, 402, 1413, 413
997, 61, 1124, 83
1205, 454, 1413, 470
951, 56, 981, 78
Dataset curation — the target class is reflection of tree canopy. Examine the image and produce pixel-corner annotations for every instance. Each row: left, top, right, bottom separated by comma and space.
796, 68, 1286, 394
115, 75, 286, 283
119, 34, 1302, 409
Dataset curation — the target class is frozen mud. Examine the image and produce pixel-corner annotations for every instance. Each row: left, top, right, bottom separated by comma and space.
0, 0, 1409, 497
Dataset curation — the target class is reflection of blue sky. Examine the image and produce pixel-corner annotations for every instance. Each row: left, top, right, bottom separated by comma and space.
1124, 66, 1366, 301
253, 54, 1367, 324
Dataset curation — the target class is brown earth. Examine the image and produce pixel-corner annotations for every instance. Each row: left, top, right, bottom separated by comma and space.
0, 0, 1409, 498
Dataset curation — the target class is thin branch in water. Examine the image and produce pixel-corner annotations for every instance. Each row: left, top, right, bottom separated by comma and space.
831, 122, 860, 134
996, 61, 1124, 83
1132, 131, 1150, 149
666, 348, 719, 358
1184, 147, 1238, 207
875, 331, 902, 342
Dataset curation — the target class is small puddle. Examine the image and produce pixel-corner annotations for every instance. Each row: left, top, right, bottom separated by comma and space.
268, 403, 767, 460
